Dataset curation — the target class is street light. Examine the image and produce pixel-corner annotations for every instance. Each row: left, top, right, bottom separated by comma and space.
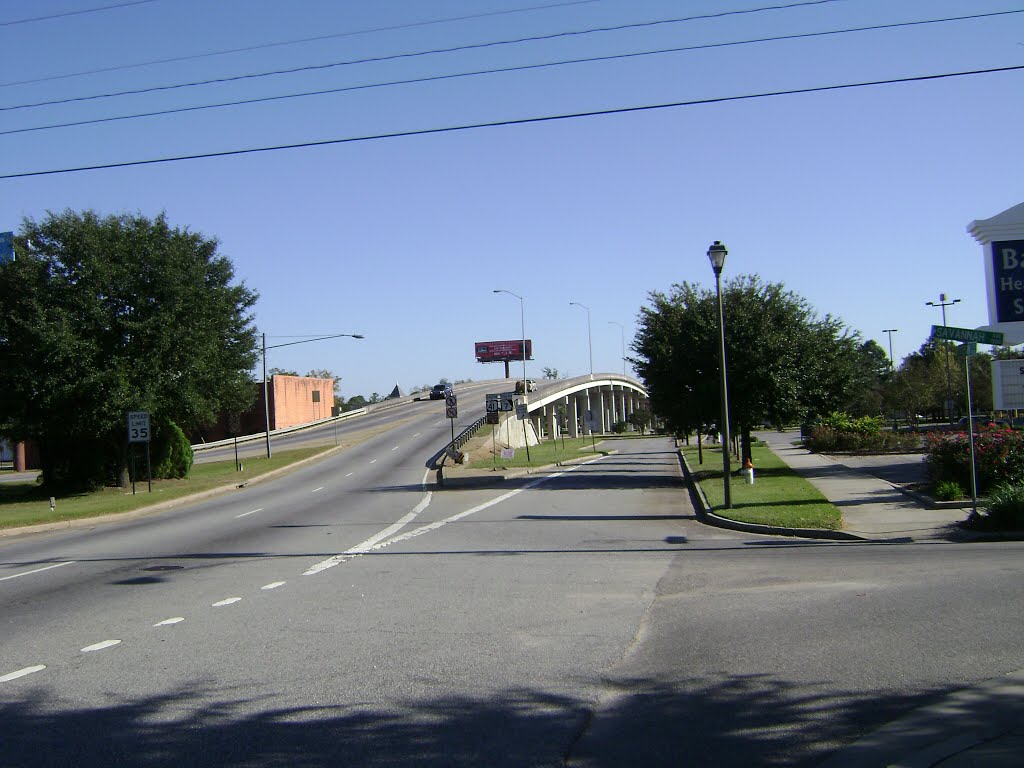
882, 329, 898, 370
493, 289, 530, 460
707, 240, 732, 510
925, 293, 961, 422
608, 321, 626, 376
261, 332, 364, 458
569, 301, 593, 378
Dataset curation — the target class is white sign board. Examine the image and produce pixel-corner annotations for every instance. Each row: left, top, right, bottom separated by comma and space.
127, 411, 150, 443
992, 359, 1024, 409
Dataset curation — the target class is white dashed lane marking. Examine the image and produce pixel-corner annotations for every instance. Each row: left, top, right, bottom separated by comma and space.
0, 665, 46, 683
345, 472, 354, 477
235, 508, 262, 518
81, 640, 121, 653
369, 459, 377, 464
312, 487, 324, 493
153, 617, 185, 626
212, 597, 242, 607
0, 561, 76, 582
261, 582, 286, 590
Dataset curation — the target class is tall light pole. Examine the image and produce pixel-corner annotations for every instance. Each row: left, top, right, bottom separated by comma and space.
493, 289, 530, 460
569, 301, 593, 378
608, 321, 626, 376
261, 332, 364, 458
708, 240, 732, 510
926, 293, 961, 422
882, 328, 898, 370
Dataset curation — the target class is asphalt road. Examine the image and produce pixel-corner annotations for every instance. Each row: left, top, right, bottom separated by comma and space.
1, 431, 1021, 767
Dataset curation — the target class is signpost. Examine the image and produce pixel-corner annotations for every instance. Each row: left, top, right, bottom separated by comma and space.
445, 392, 458, 443
126, 411, 152, 494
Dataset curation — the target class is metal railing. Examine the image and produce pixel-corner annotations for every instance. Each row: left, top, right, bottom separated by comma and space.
425, 416, 487, 472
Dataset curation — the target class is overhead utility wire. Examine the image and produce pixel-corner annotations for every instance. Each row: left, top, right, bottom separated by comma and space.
2, 0, 845, 107
4, 9, 1019, 137
0, 0, 603, 88
3, 64, 1021, 181
0, 0, 157, 27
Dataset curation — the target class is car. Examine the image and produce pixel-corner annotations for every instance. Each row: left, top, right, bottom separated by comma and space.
429, 383, 451, 400
514, 379, 537, 394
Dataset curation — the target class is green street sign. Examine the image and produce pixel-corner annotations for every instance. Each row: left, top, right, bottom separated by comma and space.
956, 342, 977, 357
931, 325, 1004, 345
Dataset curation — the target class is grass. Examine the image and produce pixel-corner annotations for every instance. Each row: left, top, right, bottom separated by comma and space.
466, 435, 611, 470
0, 446, 331, 531
683, 441, 842, 530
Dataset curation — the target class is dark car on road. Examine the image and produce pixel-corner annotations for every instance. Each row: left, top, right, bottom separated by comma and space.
429, 383, 451, 400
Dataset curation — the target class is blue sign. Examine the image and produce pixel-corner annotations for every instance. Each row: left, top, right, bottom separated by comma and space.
0, 231, 13, 265
992, 240, 1024, 322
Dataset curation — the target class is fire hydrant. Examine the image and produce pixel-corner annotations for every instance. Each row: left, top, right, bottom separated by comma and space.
743, 457, 755, 485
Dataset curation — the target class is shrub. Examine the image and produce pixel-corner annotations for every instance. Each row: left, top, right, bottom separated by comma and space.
981, 481, 1024, 529
611, 420, 628, 434
805, 424, 921, 453
151, 420, 194, 479
933, 479, 964, 501
925, 424, 1024, 495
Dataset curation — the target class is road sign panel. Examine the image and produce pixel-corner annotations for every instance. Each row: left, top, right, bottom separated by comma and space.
446, 405, 458, 419
931, 325, 1004, 345
515, 404, 527, 420
127, 411, 150, 443
445, 394, 457, 408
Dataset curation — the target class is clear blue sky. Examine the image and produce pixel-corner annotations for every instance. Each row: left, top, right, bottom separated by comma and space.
3, 0, 1022, 401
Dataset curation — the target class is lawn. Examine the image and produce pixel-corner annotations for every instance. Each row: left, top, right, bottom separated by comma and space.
466, 435, 611, 470
683, 441, 842, 530
0, 446, 331, 530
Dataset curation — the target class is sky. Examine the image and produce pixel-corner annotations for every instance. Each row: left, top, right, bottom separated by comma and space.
2, 0, 1022, 401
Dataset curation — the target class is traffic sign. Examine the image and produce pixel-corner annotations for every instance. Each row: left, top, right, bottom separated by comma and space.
931, 325, 1004, 345
446, 405, 458, 419
127, 411, 150, 443
445, 393, 457, 408
486, 393, 516, 412
515, 404, 527, 420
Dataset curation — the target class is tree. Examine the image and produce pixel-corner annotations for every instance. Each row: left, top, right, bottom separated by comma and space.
268, 367, 300, 377
542, 367, 560, 379
0, 210, 259, 491
306, 368, 340, 400
634, 275, 870, 462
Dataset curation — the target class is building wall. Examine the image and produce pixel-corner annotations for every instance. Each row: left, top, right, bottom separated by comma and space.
270, 375, 334, 430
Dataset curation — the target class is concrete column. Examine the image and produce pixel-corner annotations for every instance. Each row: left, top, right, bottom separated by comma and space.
609, 385, 619, 427
596, 388, 607, 434
545, 407, 557, 441
568, 395, 580, 438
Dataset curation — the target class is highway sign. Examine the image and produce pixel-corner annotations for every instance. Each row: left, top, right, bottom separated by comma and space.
515, 404, 527, 420
931, 325, 1004, 345
486, 393, 516, 412
127, 411, 150, 443
446, 405, 458, 419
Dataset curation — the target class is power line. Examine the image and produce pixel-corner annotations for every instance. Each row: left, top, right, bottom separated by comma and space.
3, 0, 849, 111
4, 9, 1018, 137
3, 64, 1020, 180
0, 0, 603, 88
0, 0, 157, 28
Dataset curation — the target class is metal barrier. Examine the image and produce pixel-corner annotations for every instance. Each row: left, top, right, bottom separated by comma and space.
425, 416, 487, 483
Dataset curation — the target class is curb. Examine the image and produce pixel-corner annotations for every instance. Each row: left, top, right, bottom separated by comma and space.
676, 449, 867, 542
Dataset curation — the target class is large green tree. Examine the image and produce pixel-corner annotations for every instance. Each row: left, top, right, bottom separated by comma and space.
633, 275, 870, 460
0, 210, 259, 490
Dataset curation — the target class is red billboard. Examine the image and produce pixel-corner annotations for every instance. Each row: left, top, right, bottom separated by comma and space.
475, 339, 533, 363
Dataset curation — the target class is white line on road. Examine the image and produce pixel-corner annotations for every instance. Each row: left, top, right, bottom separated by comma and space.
312, 487, 324, 493
413, 433, 420, 437
0, 561, 76, 582
261, 581, 286, 590
345, 472, 354, 477
304, 469, 434, 576
0, 665, 46, 682
153, 617, 185, 626
81, 640, 121, 653
391, 446, 398, 451
369, 459, 377, 464
212, 597, 242, 607
235, 508, 262, 518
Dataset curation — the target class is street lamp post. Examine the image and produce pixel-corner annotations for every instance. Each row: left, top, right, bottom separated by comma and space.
707, 240, 732, 510
882, 328, 898, 369
925, 293, 961, 422
261, 332, 364, 458
569, 302, 593, 378
608, 321, 626, 376
493, 289, 530, 460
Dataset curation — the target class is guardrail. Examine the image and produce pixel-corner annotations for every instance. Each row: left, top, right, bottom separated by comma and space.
191, 407, 368, 452
425, 416, 487, 482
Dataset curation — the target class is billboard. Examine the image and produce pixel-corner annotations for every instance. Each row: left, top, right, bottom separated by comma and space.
990, 240, 1024, 322
475, 339, 533, 363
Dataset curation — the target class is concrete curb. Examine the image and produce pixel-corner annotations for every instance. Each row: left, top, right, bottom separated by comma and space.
0, 444, 344, 539
676, 449, 867, 542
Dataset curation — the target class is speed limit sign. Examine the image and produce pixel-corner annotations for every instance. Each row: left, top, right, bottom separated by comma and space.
127, 411, 150, 443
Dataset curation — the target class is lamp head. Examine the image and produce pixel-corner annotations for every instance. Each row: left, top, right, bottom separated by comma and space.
352, 334, 365, 339
707, 241, 727, 274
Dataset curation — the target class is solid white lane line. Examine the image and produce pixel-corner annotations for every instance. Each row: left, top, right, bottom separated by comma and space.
261, 581, 286, 590
345, 472, 354, 477
154, 617, 185, 626
369, 459, 377, 464
312, 487, 324, 493
0, 665, 46, 683
212, 597, 241, 607
304, 469, 434, 576
391, 446, 398, 451
0, 561, 76, 582
235, 508, 262, 518
81, 640, 121, 653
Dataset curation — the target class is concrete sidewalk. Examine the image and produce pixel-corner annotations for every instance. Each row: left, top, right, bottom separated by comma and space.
754, 430, 970, 542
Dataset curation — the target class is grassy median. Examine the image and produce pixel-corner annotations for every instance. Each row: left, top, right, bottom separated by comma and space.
466, 435, 611, 470
684, 441, 842, 530
0, 446, 331, 531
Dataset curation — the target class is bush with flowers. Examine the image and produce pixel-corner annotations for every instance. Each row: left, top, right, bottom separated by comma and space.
924, 423, 1024, 495
805, 412, 922, 453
